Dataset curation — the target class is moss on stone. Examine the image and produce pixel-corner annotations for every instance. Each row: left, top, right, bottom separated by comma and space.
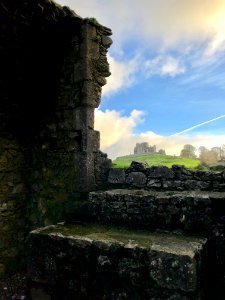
87, 17, 101, 27
94, 35, 101, 43
50, 0, 63, 10
35, 222, 205, 252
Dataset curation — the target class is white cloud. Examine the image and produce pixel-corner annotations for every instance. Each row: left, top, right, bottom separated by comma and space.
144, 55, 186, 78
57, 0, 225, 95
95, 108, 225, 160
56, 0, 225, 148
101, 53, 186, 97
95, 109, 144, 150
102, 54, 139, 96
57, 0, 225, 54
204, 31, 225, 56
102, 54, 185, 97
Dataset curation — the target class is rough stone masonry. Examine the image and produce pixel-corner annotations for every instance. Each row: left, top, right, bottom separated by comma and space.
0, 0, 112, 278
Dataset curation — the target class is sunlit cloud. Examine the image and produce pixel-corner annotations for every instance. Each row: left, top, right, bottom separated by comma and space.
102, 53, 186, 97
205, 32, 225, 56
56, 0, 225, 87
57, 0, 225, 97
95, 109, 144, 149
204, 2, 225, 56
102, 54, 140, 96
57, 0, 225, 54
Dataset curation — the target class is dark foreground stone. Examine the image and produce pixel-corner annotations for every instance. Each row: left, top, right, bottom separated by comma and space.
0, 272, 28, 299
27, 223, 206, 300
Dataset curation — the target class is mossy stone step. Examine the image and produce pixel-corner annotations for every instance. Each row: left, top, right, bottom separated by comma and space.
88, 189, 225, 234
28, 223, 206, 300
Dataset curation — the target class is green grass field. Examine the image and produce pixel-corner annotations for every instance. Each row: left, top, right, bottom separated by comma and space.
112, 153, 200, 170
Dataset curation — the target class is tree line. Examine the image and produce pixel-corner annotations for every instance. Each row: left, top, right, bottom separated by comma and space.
180, 144, 225, 164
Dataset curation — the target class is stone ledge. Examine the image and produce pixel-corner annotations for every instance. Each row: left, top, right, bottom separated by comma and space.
88, 189, 225, 234
28, 223, 206, 299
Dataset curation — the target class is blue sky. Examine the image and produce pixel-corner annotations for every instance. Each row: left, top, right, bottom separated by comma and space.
58, 0, 225, 159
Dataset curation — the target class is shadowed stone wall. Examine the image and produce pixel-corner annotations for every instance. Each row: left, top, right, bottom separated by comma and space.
0, 0, 111, 277
107, 163, 225, 191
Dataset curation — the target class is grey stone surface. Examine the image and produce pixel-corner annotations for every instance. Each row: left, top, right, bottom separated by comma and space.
88, 189, 225, 235
147, 179, 162, 188
0, 0, 112, 277
125, 172, 147, 187
107, 165, 225, 192
128, 161, 149, 171
28, 223, 206, 299
101, 35, 113, 47
185, 180, 211, 190
148, 166, 175, 179
108, 168, 126, 184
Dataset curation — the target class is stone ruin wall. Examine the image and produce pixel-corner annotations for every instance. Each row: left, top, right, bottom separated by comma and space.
0, 0, 111, 277
107, 163, 225, 191
90, 164, 225, 233
87, 164, 225, 299
27, 163, 225, 299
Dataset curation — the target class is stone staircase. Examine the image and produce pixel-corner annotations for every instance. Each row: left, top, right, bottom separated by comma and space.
27, 163, 225, 299
88, 189, 225, 235
28, 222, 205, 300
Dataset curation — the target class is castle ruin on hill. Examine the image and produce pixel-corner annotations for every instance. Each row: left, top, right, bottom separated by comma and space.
134, 142, 165, 155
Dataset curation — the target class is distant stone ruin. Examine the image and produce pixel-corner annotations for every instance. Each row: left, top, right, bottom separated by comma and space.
134, 142, 165, 155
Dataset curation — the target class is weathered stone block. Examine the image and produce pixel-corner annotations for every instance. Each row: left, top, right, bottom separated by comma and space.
101, 35, 113, 48
108, 168, 126, 184
74, 152, 95, 192
213, 181, 225, 191
80, 23, 99, 59
149, 249, 197, 292
162, 180, 185, 190
73, 59, 93, 82
194, 171, 212, 181
81, 130, 100, 152
88, 189, 225, 235
147, 179, 162, 188
74, 106, 94, 130
126, 172, 147, 188
185, 180, 211, 191
148, 166, 175, 179
81, 80, 102, 107
172, 165, 193, 180
128, 161, 149, 171
28, 223, 206, 299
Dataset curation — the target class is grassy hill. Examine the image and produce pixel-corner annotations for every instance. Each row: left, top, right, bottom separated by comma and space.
112, 153, 200, 170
